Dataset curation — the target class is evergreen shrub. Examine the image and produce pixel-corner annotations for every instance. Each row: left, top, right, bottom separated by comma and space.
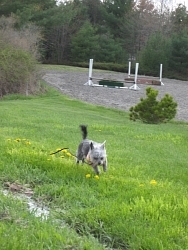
129, 87, 177, 124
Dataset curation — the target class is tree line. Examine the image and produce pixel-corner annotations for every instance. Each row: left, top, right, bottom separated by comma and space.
0, 0, 188, 79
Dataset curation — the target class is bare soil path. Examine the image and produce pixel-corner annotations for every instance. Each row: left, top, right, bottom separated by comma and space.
43, 70, 188, 122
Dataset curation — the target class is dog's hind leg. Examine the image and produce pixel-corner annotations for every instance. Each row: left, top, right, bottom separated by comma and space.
76, 142, 84, 164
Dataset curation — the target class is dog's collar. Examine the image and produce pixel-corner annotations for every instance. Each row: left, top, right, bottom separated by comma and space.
86, 155, 92, 165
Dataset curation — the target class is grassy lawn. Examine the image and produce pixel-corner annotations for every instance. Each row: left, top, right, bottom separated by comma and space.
0, 67, 188, 250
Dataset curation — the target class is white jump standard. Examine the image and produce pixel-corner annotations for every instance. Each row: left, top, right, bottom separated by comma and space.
129, 63, 140, 91
84, 59, 94, 86
84, 59, 164, 90
84, 59, 128, 89
126, 61, 164, 86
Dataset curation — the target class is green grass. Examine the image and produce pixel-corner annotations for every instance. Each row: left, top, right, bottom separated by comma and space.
0, 68, 188, 250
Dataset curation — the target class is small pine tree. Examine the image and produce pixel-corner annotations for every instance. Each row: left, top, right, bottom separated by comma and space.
129, 87, 177, 124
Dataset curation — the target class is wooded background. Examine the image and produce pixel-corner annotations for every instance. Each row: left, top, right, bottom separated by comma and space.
0, 0, 188, 79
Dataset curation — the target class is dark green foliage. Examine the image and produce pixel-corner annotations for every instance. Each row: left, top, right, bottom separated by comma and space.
82, 0, 103, 25
102, 0, 132, 36
169, 28, 188, 74
41, 3, 87, 64
138, 32, 171, 76
170, 4, 188, 33
70, 21, 99, 62
0, 0, 57, 19
96, 33, 127, 63
129, 87, 177, 124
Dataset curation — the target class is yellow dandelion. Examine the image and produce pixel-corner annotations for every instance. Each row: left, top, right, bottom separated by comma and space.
15, 138, 21, 142
66, 152, 72, 157
150, 179, 157, 185
94, 175, 100, 180
26, 141, 31, 145
62, 149, 68, 153
60, 156, 65, 158
86, 174, 91, 178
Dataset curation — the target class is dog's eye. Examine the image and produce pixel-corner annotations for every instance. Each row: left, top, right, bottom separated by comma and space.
100, 157, 103, 160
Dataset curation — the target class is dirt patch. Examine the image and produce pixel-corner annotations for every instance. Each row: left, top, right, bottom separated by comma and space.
2, 182, 49, 220
42, 70, 188, 122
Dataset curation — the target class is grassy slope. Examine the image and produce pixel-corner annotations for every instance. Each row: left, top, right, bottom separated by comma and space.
0, 68, 188, 250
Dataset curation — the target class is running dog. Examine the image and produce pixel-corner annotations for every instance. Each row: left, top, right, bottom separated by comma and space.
76, 125, 107, 175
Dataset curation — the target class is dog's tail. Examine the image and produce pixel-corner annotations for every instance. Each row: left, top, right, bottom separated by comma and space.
80, 125, 88, 140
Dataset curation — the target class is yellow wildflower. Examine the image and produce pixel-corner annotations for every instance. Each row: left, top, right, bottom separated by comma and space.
62, 149, 68, 153
86, 174, 91, 178
7, 139, 11, 141
150, 179, 157, 185
94, 175, 100, 180
66, 152, 72, 157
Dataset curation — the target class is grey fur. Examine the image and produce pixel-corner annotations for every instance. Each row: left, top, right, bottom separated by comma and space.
76, 125, 107, 175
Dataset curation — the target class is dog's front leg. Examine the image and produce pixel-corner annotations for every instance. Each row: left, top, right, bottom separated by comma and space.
102, 160, 107, 172
93, 165, 100, 175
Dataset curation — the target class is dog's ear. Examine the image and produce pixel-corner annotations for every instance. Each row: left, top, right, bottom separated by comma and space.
101, 140, 106, 149
90, 142, 94, 149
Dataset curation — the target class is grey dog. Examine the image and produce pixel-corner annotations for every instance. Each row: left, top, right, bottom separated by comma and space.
76, 125, 107, 175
